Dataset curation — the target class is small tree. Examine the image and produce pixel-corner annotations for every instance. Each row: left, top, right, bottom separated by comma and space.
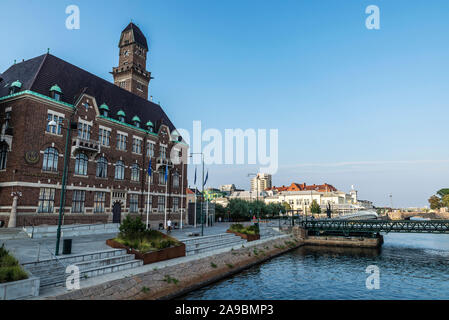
428, 195, 442, 210
310, 200, 321, 214
442, 194, 449, 208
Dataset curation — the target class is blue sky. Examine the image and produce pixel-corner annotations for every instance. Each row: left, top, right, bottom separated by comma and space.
1, 0, 449, 207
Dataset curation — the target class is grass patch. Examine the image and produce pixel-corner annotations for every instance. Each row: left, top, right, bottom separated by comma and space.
0, 244, 28, 284
210, 262, 217, 268
229, 224, 260, 235
226, 263, 234, 269
141, 286, 150, 293
113, 216, 181, 253
163, 275, 179, 285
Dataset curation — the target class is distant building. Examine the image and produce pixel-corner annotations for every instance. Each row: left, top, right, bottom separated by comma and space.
264, 184, 372, 215
219, 184, 236, 195
229, 190, 267, 202
250, 173, 272, 193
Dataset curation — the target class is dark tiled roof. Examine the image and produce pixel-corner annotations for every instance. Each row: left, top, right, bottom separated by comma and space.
0, 53, 175, 132
122, 23, 148, 50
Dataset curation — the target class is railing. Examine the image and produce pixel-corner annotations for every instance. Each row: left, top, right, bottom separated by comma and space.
72, 137, 100, 152
299, 219, 449, 234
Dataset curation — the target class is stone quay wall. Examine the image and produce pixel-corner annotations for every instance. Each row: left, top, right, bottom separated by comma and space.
45, 235, 302, 300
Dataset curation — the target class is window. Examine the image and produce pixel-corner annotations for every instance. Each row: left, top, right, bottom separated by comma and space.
54, 92, 61, 101
129, 194, 139, 213
78, 122, 91, 140
132, 137, 142, 154
146, 142, 155, 157
173, 197, 179, 211
0, 143, 8, 170
117, 133, 127, 151
131, 163, 140, 182
158, 169, 166, 185
75, 153, 88, 175
173, 172, 179, 188
158, 196, 165, 212
119, 81, 127, 88
43, 147, 59, 172
94, 192, 106, 213
145, 195, 152, 212
37, 188, 55, 213
99, 128, 111, 146
96, 156, 108, 178
115, 161, 125, 180
159, 146, 167, 159
72, 190, 85, 213
137, 83, 143, 92
46, 113, 63, 135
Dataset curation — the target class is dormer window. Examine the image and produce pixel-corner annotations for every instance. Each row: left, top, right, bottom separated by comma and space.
99, 103, 109, 117
146, 121, 154, 132
117, 110, 126, 122
132, 115, 141, 128
50, 84, 62, 101
9, 80, 22, 95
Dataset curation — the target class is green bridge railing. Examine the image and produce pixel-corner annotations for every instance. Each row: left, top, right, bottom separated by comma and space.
298, 219, 449, 234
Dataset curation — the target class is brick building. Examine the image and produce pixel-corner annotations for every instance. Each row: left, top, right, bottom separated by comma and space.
0, 23, 188, 227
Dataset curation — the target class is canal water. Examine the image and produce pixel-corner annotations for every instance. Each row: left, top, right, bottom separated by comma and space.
183, 233, 449, 300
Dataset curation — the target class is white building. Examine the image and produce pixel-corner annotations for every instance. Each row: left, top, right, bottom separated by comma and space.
264, 189, 372, 215
250, 173, 272, 193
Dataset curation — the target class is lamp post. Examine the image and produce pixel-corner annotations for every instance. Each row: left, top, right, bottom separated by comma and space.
49, 116, 77, 256
190, 152, 204, 236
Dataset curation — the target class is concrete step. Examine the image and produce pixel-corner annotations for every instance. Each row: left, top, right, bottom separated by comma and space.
24, 223, 119, 239
180, 233, 239, 245
23, 249, 127, 270
183, 234, 242, 249
40, 259, 143, 287
0, 228, 30, 240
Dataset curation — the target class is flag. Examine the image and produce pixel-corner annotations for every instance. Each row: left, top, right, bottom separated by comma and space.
147, 159, 152, 176
165, 165, 168, 182
203, 170, 208, 187
194, 166, 197, 185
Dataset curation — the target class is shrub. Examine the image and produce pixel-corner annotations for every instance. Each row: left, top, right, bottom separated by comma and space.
0, 245, 28, 283
119, 216, 146, 240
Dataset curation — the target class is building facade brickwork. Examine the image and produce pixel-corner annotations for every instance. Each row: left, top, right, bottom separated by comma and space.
0, 23, 188, 227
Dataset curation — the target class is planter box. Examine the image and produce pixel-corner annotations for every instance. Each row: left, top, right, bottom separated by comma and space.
0, 271, 40, 300
226, 230, 260, 242
106, 237, 185, 265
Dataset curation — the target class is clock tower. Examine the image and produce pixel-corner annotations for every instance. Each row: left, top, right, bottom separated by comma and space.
112, 22, 152, 100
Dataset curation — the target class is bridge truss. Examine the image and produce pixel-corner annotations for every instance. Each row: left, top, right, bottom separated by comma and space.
299, 219, 449, 234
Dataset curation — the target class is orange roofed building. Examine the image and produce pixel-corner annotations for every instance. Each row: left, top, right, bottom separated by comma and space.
268, 182, 337, 193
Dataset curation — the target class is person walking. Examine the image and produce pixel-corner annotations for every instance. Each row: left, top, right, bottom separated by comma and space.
167, 219, 172, 233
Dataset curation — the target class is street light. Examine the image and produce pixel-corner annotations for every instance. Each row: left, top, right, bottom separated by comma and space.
50, 90, 85, 256
190, 152, 204, 236
48, 117, 78, 256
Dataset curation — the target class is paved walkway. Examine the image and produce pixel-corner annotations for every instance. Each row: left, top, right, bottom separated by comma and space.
0, 221, 283, 264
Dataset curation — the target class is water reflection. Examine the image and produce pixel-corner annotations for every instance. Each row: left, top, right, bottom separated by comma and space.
182, 234, 449, 300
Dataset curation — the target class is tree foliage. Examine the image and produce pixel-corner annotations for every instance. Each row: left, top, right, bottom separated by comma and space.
310, 200, 321, 214
218, 199, 286, 221
428, 195, 442, 210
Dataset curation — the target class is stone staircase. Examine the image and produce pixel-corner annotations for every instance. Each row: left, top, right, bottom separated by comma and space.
23, 223, 120, 239
180, 233, 247, 256
0, 228, 30, 240
22, 248, 142, 288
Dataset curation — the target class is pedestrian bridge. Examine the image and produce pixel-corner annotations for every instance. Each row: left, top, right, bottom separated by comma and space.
299, 219, 449, 234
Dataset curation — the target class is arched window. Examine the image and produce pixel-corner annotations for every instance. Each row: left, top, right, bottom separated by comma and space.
172, 172, 179, 188
0, 143, 8, 170
131, 163, 140, 182
43, 147, 59, 172
158, 169, 167, 185
96, 156, 108, 178
115, 160, 125, 180
75, 153, 88, 175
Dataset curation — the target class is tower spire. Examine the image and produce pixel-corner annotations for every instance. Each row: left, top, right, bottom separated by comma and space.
111, 22, 151, 100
